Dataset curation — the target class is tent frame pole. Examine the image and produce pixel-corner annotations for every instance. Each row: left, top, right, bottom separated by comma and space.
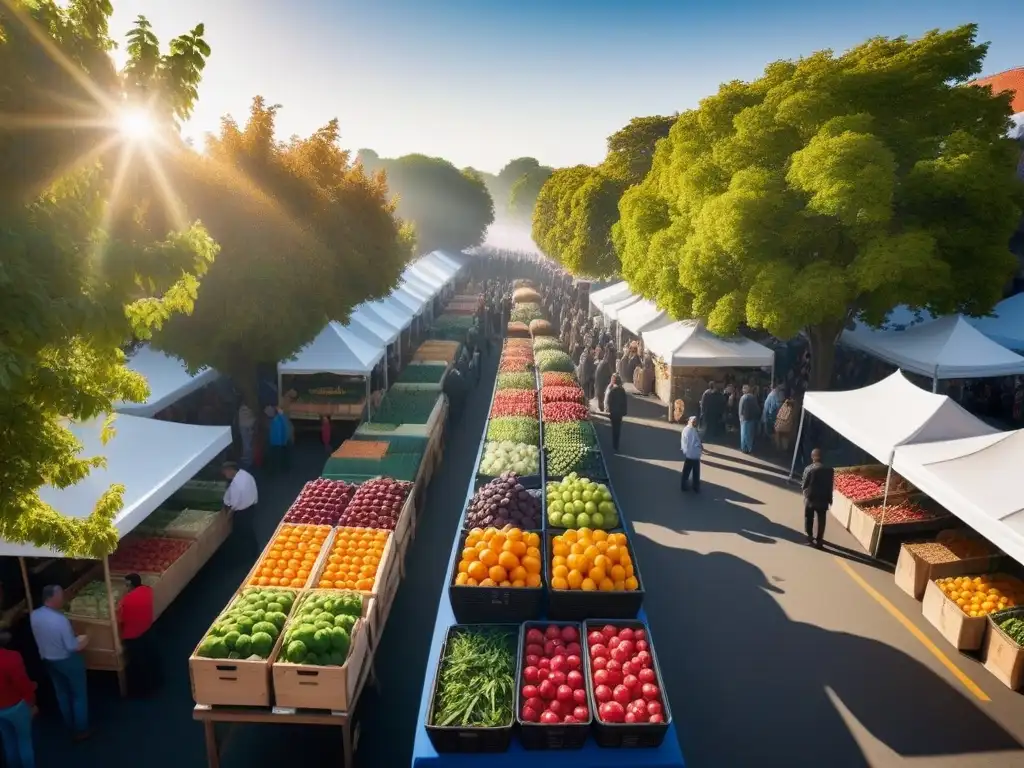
788, 408, 807, 480
874, 457, 895, 559
932, 364, 940, 393
366, 376, 372, 423
19, 557, 32, 613
104, 556, 128, 697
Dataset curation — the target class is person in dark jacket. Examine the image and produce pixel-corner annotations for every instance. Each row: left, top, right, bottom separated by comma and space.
593, 352, 612, 413
578, 347, 596, 401
605, 374, 628, 451
800, 448, 833, 548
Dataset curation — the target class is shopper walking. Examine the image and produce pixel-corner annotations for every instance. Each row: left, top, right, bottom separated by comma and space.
738, 385, 760, 453
118, 574, 160, 697
593, 351, 611, 413
679, 416, 703, 492
605, 374, 628, 452
268, 406, 290, 472
222, 461, 260, 558
29, 586, 89, 741
0, 631, 37, 767
320, 415, 333, 454
800, 448, 833, 548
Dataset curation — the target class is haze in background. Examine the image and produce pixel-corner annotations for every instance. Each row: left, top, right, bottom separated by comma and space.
107, 0, 1021, 173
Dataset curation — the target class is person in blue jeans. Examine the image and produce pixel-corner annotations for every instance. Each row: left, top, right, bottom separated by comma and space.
29, 585, 90, 740
737, 385, 760, 453
0, 631, 37, 767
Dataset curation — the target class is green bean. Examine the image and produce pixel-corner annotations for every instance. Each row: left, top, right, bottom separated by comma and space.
432, 627, 516, 728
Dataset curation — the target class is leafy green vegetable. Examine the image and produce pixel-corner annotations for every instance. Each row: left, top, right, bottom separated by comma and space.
486, 417, 539, 445
999, 616, 1024, 645
432, 627, 516, 728
496, 372, 536, 391
535, 350, 574, 373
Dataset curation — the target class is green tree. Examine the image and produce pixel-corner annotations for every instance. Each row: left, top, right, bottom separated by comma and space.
0, 1, 216, 556
615, 25, 1023, 388
530, 116, 674, 277
154, 98, 413, 405
509, 165, 552, 221
361, 153, 494, 253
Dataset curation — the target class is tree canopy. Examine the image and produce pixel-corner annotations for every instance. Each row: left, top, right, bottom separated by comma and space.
509, 165, 553, 220
0, 2, 216, 556
615, 25, 1023, 387
531, 116, 673, 277
154, 99, 413, 403
360, 152, 493, 253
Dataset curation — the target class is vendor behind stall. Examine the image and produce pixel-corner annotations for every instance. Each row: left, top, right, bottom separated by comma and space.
222, 461, 260, 558
118, 574, 159, 697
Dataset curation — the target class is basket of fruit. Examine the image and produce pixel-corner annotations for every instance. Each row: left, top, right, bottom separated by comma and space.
516, 622, 593, 749
831, 465, 914, 529
584, 620, 671, 747
426, 624, 520, 753
545, 529, 644, 620
848, 493, 955, 554
449, 527, 544, 623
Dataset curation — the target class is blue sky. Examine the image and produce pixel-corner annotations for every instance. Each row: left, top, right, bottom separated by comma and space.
109, 0, 1021, 173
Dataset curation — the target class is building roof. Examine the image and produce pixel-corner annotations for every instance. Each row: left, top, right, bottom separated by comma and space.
971, 67, 1024, 114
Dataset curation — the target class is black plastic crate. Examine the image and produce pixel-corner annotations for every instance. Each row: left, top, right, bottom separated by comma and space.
542, 474, 622, 531
515, 621, 594, 750
449, 530, 545, 623
583, 619, 672, 748
459, 486, 545, 532
475, 471, 542, 491
544, 530, 645, 620
425, 624, 520, 753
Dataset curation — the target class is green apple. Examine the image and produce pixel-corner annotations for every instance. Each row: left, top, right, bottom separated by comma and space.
560, 512, 576, 527
575, 512, 591, 528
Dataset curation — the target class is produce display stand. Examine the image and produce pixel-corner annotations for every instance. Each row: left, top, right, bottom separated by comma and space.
894, 537, 1002, 601
982, 607, 1024, 690
921, 573, 1021, 652
830, 464, 915, 530
847, 493, 958, 554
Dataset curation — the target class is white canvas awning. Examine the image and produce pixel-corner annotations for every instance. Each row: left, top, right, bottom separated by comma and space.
589, 282, 633, 312
642, 320, 774, 368
0, 416, 232, 558
432, 250, 468, 275
406, 261, 450, 292
402, 266, 444, 298
115, 347, 218, 417
893, 429, 1024, 565
603, 293, 642, 321
968, 294, 1024, 352
349, 305, 401, 345
368, 296, 414, 330
279, 322, 384, 376
419, 252, 459, 282
390, 286, 427, 316
840, 314, 1024, 381
616, 299, 673, 335
801, 371, 997, 464
400, 277, 434, 302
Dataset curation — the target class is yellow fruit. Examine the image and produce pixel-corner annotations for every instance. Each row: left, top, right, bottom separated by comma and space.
581, 578, 597, 591
510, 566, 528, 582
553, 542, 569, 558
624, 576, 639, 591
592, 529, 608, 542
553, 564, 569, 580
498, 551, 519, 570
525, 572, 542, 588
455, 572, 469, 585
599, 578, 615, 591
489, 565, 508, 583
589, 566, 607, 583
479, 578, 497, 587
562, 530, 578, 543
552, 555, 567, 568
552, 576, 569, 590
567, 570, 583, 589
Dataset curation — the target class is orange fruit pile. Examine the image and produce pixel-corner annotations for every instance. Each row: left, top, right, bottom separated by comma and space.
549, 529, 638, 592
316, 527, 390, 591
455, 527, 542, 587
250, 524, 330, 588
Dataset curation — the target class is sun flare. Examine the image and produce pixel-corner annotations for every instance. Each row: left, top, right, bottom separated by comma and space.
117, 108, 155, 141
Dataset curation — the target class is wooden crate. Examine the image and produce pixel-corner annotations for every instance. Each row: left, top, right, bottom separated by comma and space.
831, 464, 914, 531
392, 493, 417, 564
271, 617, 371, 712
983, 609, 1024, 690
188, 588, 299, 706
847, 494, 954, 554
194, 511, 233, 569
310, 528, 396, 601
922, 579, 999, 651
894, 542, 1001, 600
241, 523, 334, 591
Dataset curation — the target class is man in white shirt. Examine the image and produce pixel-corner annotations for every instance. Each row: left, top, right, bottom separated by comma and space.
222, 461, 259, 557
680, 416, 703, 493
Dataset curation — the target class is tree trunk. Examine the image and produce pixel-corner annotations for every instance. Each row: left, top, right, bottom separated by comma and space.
805, 321, 845, 392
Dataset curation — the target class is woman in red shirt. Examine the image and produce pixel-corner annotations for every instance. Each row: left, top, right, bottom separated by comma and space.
0, 631, 36, 767
118, 574, 159, 697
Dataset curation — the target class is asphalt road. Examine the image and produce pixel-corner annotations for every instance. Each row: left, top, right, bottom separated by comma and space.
35, 354, 1024, 767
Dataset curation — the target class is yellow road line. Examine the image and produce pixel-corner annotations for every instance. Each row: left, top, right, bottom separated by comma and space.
834, 556, 990, 702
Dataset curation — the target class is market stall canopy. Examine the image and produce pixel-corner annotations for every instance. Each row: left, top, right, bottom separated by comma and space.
348, 305, 401, 345
968, 293, 1024, 351
431, 250, 468, 275
399, 277, 434, 303
589, 281, 633, 313
367, 296, 414, 331
602, 292, 642, 321
406, 259, 451, 291
616, 298, 673, 335
418, 252, 459, 283
642, 320, 774, 368
402, 266, 444, 297
278, 321, 385, 376
893, 429, 1024, 565
840, 314, 1024, 380
115, 346, 218, 417
390, 285, 428, 316
0, 416, 231, 558
803, 371, 997, 464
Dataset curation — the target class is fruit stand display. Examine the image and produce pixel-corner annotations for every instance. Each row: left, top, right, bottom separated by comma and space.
894, 531, 1003, 600
280, 373, 368, 421
831, 464, 914, 529
922, 573, 1024, 651
412, 340, 462, 365
431, 314, 477, 340
847, 493, 957, 554
412, 287, 685, 766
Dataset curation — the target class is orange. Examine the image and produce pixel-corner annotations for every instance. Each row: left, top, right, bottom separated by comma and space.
553, 564, 569, 580
584, 545, 600, 561
610, 565, 626, 582
552, 555, 567, 569
552, 541, 569, 558
522, 556, 541, 575
498, 551, 519, 570
599, 578, 615, 591
512, 579, 526, 587
562, 530, 578, 543
581, 578, 597, 591
624, 576, 639, 591
509, 565, 527, 582
479, 578, 497, 587
500, 580, 512, 587
488, 565, 508, 583
551, 576, 569, 590
592, 529, 608, 542
479, 549, 498, 568
526, 546, 541, 559
593, 554, 611, 571
525, 573, 541, 587
455, 572, 469, 585
525, 532, 540, 548
567, 570, 583, 589
458, 560, 470, 574
589, 566, 606, 583
467, 561, 488, 581
511, 541, 528, 558
257, 576, 270, 586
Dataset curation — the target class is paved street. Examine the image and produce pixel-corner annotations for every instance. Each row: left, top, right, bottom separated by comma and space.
36, 352, 1024, 767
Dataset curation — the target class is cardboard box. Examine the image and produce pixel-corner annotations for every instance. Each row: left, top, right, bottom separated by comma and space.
831, 464, 913, 532
271, 618, 371, 712
982, 609, 1024, 690
847, 494, 953, 555
921, 579, 992, 651
894, 543, 1000, 601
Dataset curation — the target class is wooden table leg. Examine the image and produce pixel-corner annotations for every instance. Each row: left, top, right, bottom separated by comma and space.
204, 720, 220, 768
342, 718, 353, 768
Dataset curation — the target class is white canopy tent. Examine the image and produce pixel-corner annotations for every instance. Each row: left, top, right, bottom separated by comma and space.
840, 314, 1024, 391
408, 257, 453, 289
115, 347, 218, 417
589, 282, 633, 313
279, 322, 384, 377
968, 294, 1024, 351
616, 299, 673, 336
390, 285, 428, 316
402, 268, 443, 299
349, 305, 400, 345
643, 320, 775, 369
893, 430, 1024, 566
431, 250, 468, 276
0, 416, 232, 559
602, 293, 642, 321
367, 296, 414, 331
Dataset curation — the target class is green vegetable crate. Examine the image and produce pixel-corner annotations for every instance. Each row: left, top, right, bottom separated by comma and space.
584, 618, 673, 748
426, 624, 520, 753
983, 606, 1024, 690
544, 530, 645, 621
516, 621, 594, 750
189, 588, 300, 707
448, 530, 544, 624
270, 591, 373, 712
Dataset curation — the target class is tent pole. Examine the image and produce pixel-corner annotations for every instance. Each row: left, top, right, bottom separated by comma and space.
932, 364, 940, 394
366, 376, 372, 423
874, 459, 895, 559
19, 557, 33, 612
104, 556, 127, 697
788, 408, 807, 480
